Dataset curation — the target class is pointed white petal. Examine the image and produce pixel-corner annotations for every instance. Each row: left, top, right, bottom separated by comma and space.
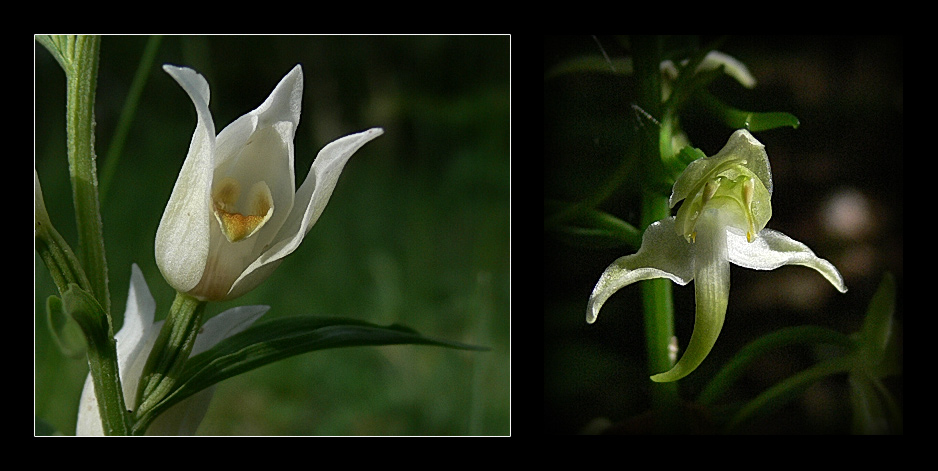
699, 51, 757, 89
651, 208, 731, 382
587, 217, 694, 324
728, 228, 847, 293
226, 128, 384, 300
214, 65, 302, 227
76, 264, 158, 435
156, 65, 216, 293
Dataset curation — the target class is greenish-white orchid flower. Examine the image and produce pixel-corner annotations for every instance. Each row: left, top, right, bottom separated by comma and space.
156, 64, 383, 301
587, 129, 847, 382
76, 264, 268, 435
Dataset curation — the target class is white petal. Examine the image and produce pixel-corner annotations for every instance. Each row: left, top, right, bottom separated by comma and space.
193, 305, 269, 355
76, 264, 158, 435
651, 208, 730, 382
587, 217, 694, 324
197, 67, 304, 300
226, 127, 384, 300
156, 65, 216, 293
699, 51, 757, 89
728, 228, 847, 293
214, 65, 302, 232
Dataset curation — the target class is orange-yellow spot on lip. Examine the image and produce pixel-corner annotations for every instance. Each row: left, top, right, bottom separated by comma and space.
212, 178, 274, 243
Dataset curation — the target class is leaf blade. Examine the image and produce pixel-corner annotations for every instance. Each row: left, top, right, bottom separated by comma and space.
132, 316, 487, 434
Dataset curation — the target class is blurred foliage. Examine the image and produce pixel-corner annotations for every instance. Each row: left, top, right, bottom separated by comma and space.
36, 35, 509, 435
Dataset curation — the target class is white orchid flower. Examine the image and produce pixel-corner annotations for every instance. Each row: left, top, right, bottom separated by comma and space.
587, 129, 847, 382
76, 264, 268, 435
155, 64, 383, 301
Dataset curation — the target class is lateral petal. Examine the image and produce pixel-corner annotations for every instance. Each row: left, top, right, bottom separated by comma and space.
727, 228, 847, 293
587, 217, 694, 324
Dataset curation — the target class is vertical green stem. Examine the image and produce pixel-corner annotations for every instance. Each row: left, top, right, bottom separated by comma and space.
134, 292, 207, 432
632, 36, 681, 422
640, 194, 680, 415
62, 284, 130, 435
66, 35, 110, 316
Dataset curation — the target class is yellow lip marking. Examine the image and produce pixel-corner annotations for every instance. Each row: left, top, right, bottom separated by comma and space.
212, 177, 274, 243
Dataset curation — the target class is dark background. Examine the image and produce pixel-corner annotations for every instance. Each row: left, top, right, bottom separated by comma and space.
545, 36, 902, 433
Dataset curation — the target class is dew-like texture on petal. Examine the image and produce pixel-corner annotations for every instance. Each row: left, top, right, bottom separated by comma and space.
587, 217, 694, 324
651, 209, 731, 382
728, 228, 847, 293
156, 66, 216, 293
227, 127, 384, 300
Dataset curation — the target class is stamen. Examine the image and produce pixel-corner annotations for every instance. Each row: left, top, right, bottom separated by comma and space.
743, 177, 755, 242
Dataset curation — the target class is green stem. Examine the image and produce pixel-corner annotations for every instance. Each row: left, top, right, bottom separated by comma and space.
640, 194, 679, 414
62, 285, 130, 435
65, 35, 110, 316
134, 292, 207, 433
633, 36, 681, 423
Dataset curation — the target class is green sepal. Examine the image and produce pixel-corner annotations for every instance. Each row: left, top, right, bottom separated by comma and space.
131, 316, 488, 435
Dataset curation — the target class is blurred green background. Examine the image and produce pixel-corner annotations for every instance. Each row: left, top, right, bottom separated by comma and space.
35, 35, 509, 435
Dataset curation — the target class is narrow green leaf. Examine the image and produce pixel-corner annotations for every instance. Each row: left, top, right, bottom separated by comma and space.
35, 171, 93, 296
724, 356, 854, 432
856, 272, 896, 370
545, 55, 633, 80
36, 35, 73, 71
848, 375, 901, 434
100, 35, 162, 204
548, 205, 641, 250
132, 316, 487, 434
698, 325, 855, 406
697, 90, 800, 131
